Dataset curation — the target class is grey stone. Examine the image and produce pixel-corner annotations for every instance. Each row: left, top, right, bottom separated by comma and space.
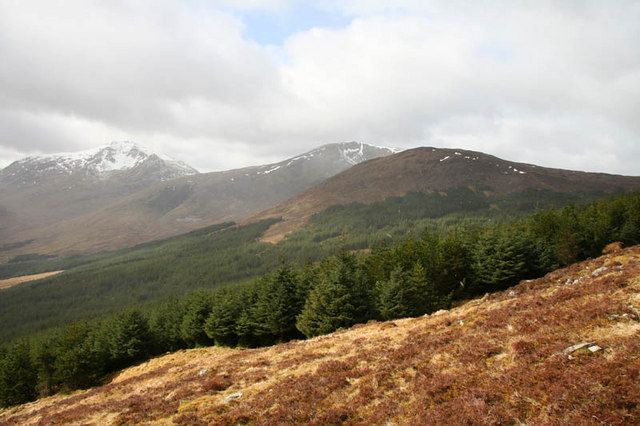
563, 342, 596, 355
224, 392, 243, 403
591, 266, 608, 277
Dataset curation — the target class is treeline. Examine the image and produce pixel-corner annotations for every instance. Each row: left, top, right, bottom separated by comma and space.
0, 188, 600, 342
2, 192, 640, 407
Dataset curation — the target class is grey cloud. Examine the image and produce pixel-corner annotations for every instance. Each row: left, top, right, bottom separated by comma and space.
0, 0, 639, 175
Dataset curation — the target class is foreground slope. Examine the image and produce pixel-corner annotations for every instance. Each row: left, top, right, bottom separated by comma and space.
3, 246, 639, 425
251, 147, 640, 242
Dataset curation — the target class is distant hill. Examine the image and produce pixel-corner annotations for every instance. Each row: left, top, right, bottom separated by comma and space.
0, 141, 197, 257
0, 142, 397, 258
250, 147, 640, 242
3, 245, 638, 424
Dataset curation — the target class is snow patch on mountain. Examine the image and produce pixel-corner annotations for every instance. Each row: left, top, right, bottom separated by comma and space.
255, 142, 400, 176
340, 142, 366, 165
13, 141, 197, 177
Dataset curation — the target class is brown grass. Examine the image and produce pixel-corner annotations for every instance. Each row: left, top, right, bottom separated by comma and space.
0, 271, 64, 290
2, 247, 640, 425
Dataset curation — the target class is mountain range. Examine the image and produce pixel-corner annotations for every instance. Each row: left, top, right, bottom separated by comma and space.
2, 142, 640, 260
0, 141, 396, 259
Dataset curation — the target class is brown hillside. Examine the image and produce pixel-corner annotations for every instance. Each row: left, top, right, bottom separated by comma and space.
2, 246, 640, 425
0, 143, 394, 260
249, 147, 640, 242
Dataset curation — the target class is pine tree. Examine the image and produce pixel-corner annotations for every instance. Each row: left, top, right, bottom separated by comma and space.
296, 253, 372, 337
204, 290, 242, 346
108, 309, 153, 369
376, 266, 412, 320
33, 341, 56, 397
180, 291, 213, 347
234, 285, 262, 347
296, 261, 319, 304
433, 233, 470, 297
470, 229, 530, 294
149, 298, 187, 352
0, 341, 37, 407
235, 309, 259, 347
51, 323, 107, 390
250, 265, 304, 343
408, 261, 450, 314
620, 195, 640, 244
376, 262, 446, 320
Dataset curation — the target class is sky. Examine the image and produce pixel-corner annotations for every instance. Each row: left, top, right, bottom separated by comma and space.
0, 0, 639, 174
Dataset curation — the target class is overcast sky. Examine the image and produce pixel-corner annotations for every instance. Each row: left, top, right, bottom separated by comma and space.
1, 0, 639, 174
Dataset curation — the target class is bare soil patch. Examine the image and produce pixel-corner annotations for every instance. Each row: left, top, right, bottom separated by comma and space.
0, 270, 64, 290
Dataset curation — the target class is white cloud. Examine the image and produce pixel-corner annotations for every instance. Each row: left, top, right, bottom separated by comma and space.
0, 0, 639, 174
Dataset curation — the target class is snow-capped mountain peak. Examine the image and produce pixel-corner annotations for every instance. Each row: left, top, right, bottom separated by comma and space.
1, 141, 198, 186
339, 141, 367, 165
85, 141, 148, 173
22, 141, 182, 173
254, 142, 400, 176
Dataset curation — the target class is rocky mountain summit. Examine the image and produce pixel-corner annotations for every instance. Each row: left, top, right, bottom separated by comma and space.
0, 141, 197, 185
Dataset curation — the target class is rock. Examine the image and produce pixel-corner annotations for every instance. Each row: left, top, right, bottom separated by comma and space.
198, 368, 208, 377
562, 342, 602, 356
563, 342, 596, 355
224, 392, 242, 403
508, 290, 517, 297
591, 266, 608, 277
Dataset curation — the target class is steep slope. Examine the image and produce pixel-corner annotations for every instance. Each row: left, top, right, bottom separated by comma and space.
2, 246, 639, 424
0, 142, 396, 257
251, 147, 640, 242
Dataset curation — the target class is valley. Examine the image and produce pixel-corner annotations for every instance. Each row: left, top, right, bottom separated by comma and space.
1, 143, 639, 343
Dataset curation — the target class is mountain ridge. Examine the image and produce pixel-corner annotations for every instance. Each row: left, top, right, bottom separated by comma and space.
1, 140, 198, 182
249, 146, 640, 242
0, 142, 397, 258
